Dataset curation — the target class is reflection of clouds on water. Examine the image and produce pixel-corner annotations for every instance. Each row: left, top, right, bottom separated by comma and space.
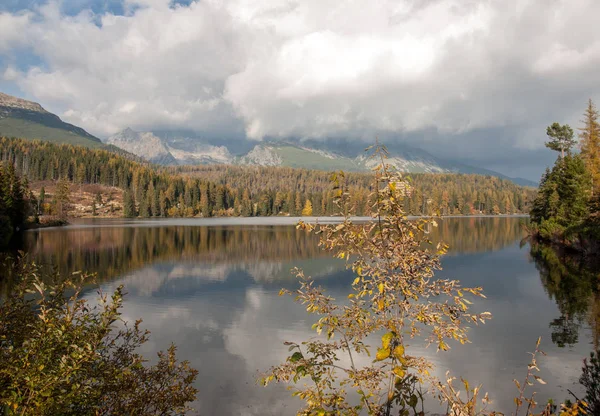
97, 267, 304, 415
61, 219, 593, 415
224, 288, 311, 374
91, 240, 594, 415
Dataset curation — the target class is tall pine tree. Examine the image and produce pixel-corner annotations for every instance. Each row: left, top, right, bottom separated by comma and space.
546, 122, 575, 158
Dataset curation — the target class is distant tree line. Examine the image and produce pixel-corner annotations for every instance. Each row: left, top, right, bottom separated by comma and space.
171, 165, 535, 216
530, 99, 600, 247
0, 137, 535, 219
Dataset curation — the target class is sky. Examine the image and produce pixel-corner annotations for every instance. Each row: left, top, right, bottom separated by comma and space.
1, 0, 600, 180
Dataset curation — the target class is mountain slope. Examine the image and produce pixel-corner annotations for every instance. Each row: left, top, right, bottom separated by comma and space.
106, 128, 177, 165
0, 92, 103, 148
237, 143, 362, 170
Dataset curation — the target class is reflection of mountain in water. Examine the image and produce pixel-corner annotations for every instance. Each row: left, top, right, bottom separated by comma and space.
530, 241, 600, 348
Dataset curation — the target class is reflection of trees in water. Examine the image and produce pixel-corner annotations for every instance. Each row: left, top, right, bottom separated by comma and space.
1, 218, 527, 294
428, 216, 527, 255
15, 226, 323, 284
530, 241, 600, 348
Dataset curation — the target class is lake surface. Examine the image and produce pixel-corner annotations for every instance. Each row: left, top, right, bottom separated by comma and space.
10, 217, 598, 414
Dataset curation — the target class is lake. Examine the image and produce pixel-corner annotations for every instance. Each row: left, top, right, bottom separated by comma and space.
8, 216, 597, 414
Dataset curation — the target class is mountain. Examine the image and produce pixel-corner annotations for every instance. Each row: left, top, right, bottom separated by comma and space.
106, 128, 177, 165
106, 128, 537, 187
106, 128, 235, 165
238, 142, 362, 170
0, 92, 102, 148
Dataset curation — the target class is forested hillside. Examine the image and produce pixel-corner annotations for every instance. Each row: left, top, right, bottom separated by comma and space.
172, 164, 535, 216
0, 137, 535, 218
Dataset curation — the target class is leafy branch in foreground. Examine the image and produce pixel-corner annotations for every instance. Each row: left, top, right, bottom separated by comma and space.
0, 257, 198, 416
262, 145, 591, 415
261, 145, 493, 415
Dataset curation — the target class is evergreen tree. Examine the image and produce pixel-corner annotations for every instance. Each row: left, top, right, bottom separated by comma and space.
295, 193, 303, 215
530, 154, 590, 227
39, 186, 45, 214
123, 189, 137, 218
0, 163, 29, 247
138, 195, 150, 218
55, 178, 71, 220
241, 190, 252, 217
546, 122, 575, 158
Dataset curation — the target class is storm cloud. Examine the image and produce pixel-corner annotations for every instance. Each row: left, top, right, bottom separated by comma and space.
1, 0, 599, 179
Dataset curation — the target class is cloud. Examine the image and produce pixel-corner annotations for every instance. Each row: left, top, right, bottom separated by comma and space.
0, 12, 31, 52
1, 0, 600, 177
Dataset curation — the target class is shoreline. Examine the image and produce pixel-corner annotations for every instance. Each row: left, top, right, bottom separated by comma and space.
26, 214, 529, 231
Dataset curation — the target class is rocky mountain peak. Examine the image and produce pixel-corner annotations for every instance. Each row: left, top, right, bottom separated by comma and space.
0, 92, 47, 113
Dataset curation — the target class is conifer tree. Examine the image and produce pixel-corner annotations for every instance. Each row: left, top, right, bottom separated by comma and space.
546, 122, 575, 158
39, 186, 45, 214
123, 189, 137, 218
530, 153, 590, 228
579, 99, 600, 195
55, 178, 70, 219
301, 199, 313, 216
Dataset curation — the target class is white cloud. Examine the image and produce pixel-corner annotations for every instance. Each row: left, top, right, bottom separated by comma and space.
1, 0, 600, 173
0, 12, 31, 52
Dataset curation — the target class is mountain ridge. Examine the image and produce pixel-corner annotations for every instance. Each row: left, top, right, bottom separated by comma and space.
106, 127, 537, 187
0, 92, 102, 147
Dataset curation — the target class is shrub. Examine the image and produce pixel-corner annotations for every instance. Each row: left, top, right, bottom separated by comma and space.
261, 147, 492, 414
0, 258, 198, 415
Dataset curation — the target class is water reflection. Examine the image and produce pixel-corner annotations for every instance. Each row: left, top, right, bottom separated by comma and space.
17, 217, 526, 276
2, 217, 597, 414
529, 241, 600, 349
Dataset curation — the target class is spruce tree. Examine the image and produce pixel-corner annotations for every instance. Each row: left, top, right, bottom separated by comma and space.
55, 178, 70, 219
123, 189, 137, 218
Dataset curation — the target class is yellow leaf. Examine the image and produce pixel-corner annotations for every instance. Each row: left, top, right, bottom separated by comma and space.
378, 283, 385, 293
378, 299, 385, 311
381, 332, 394, 350
392, 366, 405, 378
393, 345, 405, 359
375, 348, 390, 361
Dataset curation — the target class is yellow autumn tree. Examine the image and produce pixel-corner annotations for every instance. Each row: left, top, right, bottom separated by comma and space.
301, 199, 313, 216
579, 98, 600, 195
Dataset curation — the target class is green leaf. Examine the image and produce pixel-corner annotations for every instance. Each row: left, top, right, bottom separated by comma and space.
290, 352, 303, 363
